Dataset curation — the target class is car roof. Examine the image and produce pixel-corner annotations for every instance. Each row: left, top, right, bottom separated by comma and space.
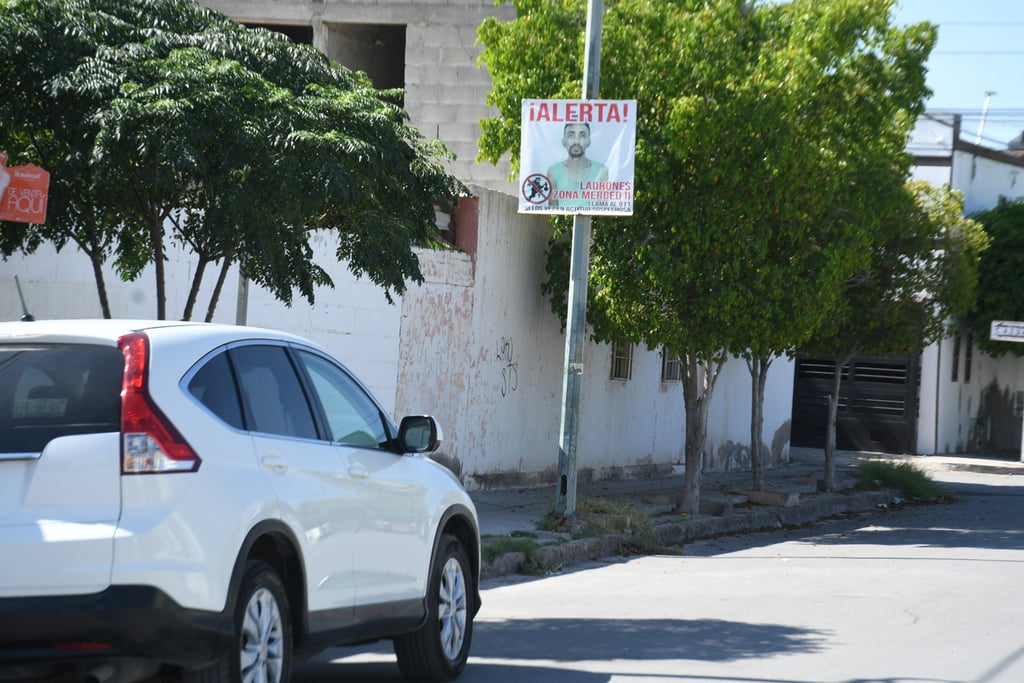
0, 318, 317, 350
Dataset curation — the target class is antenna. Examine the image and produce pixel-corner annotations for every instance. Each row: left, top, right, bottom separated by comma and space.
14, 275, 34, 322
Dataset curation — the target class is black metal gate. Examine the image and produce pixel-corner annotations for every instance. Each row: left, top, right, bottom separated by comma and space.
790, 353, 919, 454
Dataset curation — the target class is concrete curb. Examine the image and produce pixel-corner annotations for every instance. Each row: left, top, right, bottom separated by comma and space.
481, 488, 898, 580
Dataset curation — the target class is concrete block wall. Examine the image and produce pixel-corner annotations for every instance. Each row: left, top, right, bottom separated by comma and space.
200, 0, 516, 193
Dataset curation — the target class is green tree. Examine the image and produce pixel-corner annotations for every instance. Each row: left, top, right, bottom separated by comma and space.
478, 0, 935, 512
804, 181, 988, 490
0, 0, 122, 315
719, 0, 935, 492
973, 197, 1024, 357
0, 0, 462, 319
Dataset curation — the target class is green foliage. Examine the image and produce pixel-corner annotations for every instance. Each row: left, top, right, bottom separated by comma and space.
973, 197, 1024, 356
481, 535, 544, 574
805, 181, 987, 488
808, 181, 990, 360
855, 459, 945, 501
0, 0, 463, 319
478, 0, 937, 510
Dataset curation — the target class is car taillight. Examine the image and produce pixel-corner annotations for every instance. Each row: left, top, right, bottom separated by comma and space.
118, 332, 200, 474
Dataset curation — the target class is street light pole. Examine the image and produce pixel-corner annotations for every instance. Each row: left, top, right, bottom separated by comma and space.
555, 0, 603, 517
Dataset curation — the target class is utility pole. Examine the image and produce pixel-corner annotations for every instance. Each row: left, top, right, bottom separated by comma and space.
555, 0, 603, 517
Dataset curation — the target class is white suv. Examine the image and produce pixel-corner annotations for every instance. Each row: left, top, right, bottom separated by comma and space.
0, 319, 480, 683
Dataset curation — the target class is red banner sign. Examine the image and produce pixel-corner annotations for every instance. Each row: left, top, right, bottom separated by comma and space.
0, 153, 50, 224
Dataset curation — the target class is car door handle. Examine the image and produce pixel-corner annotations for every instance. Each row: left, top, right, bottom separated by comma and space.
348, 466, 369, 479
261, 455, 288, 474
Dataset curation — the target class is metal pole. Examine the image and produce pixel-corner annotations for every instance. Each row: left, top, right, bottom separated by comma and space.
975, 91, 995, 145
555, 0, 603, 517
235, 272, 248, 326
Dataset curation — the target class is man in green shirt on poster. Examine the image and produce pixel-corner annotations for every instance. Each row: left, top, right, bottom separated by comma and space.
547, 122, 608, 209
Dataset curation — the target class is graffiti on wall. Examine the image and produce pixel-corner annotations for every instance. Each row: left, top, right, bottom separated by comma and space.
496, 336, 519, 397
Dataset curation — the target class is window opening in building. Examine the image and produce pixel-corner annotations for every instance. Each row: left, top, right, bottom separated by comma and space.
327, 23, 407, 106
951, 333, 960, 382
964, 331, 973, 383
242, 22, 313, 46
661, 349, 681, 382
611, 339, 633, 381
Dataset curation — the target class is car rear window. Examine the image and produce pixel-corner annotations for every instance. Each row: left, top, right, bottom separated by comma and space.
0, 343, 123, 454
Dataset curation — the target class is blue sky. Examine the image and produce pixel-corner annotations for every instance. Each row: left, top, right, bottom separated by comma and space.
893, 0, 1024, 148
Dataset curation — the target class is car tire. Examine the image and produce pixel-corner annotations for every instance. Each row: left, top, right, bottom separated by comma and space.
394, 533, 474, 682
184, 560, 292, 683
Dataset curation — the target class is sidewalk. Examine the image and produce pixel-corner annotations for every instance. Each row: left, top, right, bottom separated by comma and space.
471, 448, 1024, 579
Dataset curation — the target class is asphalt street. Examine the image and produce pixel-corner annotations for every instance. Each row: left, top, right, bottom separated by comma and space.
296, 461, 1024, 683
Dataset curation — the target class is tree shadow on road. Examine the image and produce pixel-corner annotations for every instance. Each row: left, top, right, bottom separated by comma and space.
789, 481, 1024, 552
472, 616, 827, 662
294, 617, 827, 682
681, 479, 1024, 556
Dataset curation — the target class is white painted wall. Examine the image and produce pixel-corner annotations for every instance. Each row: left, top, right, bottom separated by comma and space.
396, 189, 564, 487
913, 142, 1024, 455
395, 187, 794, 488
923, 334, 1024, 454
0, 235, 404, 415
0, 240, 238, 324
951, 150, 1024, 215
706, 355, 795, 471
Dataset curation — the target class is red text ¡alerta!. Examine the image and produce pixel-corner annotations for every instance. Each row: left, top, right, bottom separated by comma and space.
527, 101, 630, 123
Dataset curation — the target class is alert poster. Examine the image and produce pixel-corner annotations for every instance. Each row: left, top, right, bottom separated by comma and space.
518, 99, 636, 216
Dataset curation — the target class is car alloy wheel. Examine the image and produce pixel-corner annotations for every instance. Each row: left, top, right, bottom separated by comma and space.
437, 555, 469, 661
240, 586, 286, 683
394, 534, 475, 681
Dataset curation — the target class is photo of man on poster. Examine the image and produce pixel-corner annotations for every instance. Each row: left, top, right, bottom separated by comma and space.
547, 122, 608, 208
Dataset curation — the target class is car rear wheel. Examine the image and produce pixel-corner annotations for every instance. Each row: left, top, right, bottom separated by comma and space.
185, 560, 292, 683
394, 534, 474, 681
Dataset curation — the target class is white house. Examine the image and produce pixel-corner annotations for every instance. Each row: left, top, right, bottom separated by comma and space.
911, 114, 1024, 455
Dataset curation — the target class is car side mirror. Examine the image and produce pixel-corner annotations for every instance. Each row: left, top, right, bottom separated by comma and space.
397, 415, 442, 453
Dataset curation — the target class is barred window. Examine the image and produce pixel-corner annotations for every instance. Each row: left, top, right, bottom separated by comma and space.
610, 338, 633, 381
661, 349, 682, 382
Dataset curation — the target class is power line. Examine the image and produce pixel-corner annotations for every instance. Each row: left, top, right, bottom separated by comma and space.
931, 50, 1024, 55
928, 21, 1024, 27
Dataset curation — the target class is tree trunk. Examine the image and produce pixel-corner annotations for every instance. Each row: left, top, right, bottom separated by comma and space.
149, 215, 167, 320
182, 254, 209, 322
748, 355, 772, 492
679, 353, 722, 515
87, 248, 112, 319
205, 254, 235, 323
823, 350, 856, 492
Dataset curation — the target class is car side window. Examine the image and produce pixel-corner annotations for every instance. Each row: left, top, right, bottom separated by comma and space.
187, 352, 244, 430
297, 350, 388, 448
231, 345, 318, 440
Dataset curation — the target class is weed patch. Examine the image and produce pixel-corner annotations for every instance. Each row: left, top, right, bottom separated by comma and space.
481, 536, 545, 574
539, 496, 664, 554
856, 460, 945, 501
